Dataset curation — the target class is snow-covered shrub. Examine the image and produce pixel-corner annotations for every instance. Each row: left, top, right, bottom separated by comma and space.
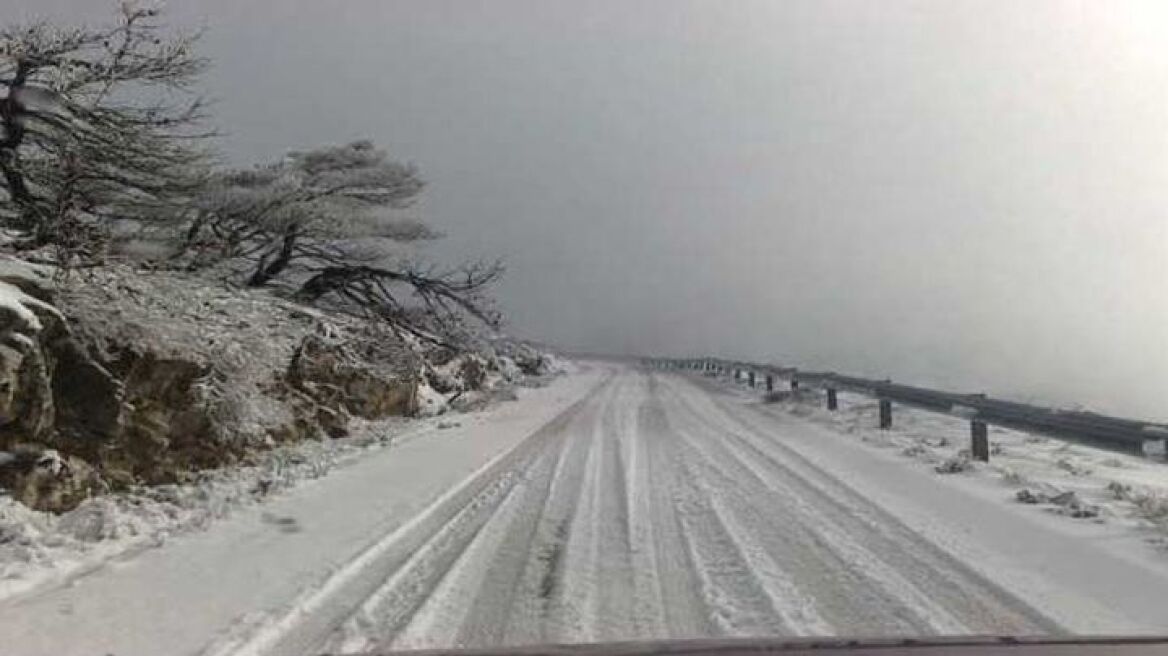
1001, 468, 1029, 487
935, 454, 973, 474
1107, 481, 1133, 500
1056, 458, 1092, 477
901, 444, 929, 458
1134, 494, 1168, 523
493, 356, 522, 382
1015, 488, 1100, 518
1016, 488, 1044, 504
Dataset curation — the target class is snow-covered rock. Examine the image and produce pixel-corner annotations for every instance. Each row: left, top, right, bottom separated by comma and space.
287, 324, 422, 421
0, 255, 566, 513
415, 381, 449, 417
0, 258, 425, 511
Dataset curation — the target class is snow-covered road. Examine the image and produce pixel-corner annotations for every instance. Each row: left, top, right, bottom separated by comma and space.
321, 369, 1060, 654
4, 363, 1168, 655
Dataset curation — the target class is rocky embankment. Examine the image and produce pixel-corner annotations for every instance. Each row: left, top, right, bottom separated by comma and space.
0, 258, 556, 512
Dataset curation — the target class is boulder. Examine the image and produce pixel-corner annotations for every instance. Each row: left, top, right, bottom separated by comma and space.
0, 255, 495, 512
0, 258, 260, 505
288, 325, 421, 420
0, 277, 69, 448
458, 354, 488, 390
0, 447, 106, 512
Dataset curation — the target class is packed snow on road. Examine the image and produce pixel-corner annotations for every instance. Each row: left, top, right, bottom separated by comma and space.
2, 362, 1168, 656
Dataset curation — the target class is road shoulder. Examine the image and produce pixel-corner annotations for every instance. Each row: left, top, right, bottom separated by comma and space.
0, 365, 609, 656
681, 373, 1168, 634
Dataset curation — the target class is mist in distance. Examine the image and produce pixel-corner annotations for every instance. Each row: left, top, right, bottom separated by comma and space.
9, 0, 1167, 420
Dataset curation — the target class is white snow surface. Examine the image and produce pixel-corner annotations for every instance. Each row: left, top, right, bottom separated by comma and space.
3, 363, 1168, 656
0, 417, 408, 601
0, 365, 604, 656
722, 375, 1168, 547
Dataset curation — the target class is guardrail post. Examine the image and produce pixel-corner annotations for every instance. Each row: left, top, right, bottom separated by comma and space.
748, 371, 756, 388
765, 375, 774, 392
879, 399, 892, 429
827, 388, 838, 411
971, 420, 989, 461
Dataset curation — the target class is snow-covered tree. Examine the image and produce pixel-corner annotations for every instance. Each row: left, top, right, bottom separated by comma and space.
187, 139, 503, 345
0, 2, 209, 260
186, 140, 433, 286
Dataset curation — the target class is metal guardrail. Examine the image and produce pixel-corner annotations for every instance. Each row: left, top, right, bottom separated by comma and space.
645, 357, 1168, 462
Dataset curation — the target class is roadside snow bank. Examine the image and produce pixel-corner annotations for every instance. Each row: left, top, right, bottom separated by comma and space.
0, 417, 411, 600
0, 363, 602, 656
0, 353, 578, 602
714, 373, 1168, 549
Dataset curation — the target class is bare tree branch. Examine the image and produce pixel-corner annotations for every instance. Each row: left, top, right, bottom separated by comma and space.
0, 2, 212, 262
295, 260, 504, 346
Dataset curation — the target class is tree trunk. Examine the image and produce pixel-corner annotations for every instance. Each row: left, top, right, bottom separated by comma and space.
247, 225, 298, 286
0, 62, 40, 231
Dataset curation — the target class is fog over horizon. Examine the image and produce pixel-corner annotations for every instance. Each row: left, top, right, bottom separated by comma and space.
10, 0, 1168, 420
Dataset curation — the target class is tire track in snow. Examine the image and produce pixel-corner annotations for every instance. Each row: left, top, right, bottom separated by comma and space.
638, 377, 718, 638
591, 373, 638, 639
494, 379, 597, 647
669, 425, 846, 635
228, 372, 615, 656
350, 376, 617, 652
378, 414, 572, 650
324, 461, 520, 653
544, 373, 643, 642
665, 434, 801, 636
659, 374, 1059, 635
443, 396, 590, 649
264, 366, 1063, 655
620, 374, 671, 638
665, 407, 948, 634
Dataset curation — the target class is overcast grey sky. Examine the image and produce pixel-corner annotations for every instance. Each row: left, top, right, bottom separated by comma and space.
8, 1, 1168, 420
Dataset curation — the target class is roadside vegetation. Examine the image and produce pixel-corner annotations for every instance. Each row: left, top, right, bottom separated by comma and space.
0, 3, 553, 515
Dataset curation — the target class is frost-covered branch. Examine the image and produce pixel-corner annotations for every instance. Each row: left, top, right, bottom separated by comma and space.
183, 140, 432, 285
295, 260, 504, 346
0, 2, 211, 262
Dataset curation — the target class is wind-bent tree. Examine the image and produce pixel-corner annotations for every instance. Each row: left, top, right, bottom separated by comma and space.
0, 3, 209, 260
187, 140, 503, 344
186, 140, 431, 286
